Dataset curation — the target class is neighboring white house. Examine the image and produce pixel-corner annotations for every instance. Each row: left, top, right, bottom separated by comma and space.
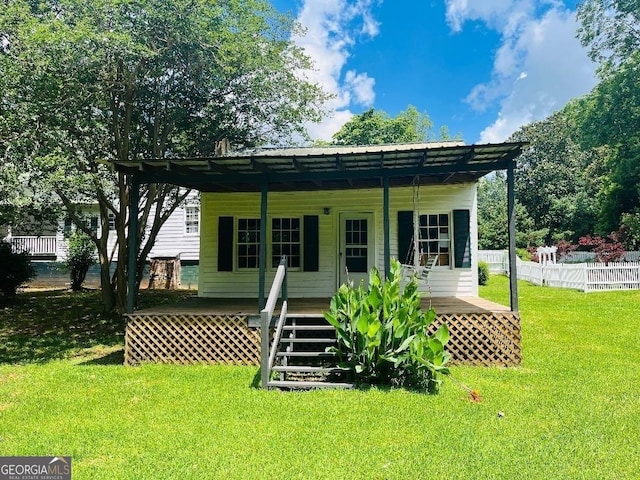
5, 195, 201, 263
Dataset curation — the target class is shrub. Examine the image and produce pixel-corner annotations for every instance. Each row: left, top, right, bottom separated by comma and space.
578, 234, 625, 263
555, 239, 577, 261
516, 248, 532, 261
620, 211, 640, 250
478, 261, 489, 286
65, 231, 97, 291
324, 259, 450, 393
0, 241, 36, 302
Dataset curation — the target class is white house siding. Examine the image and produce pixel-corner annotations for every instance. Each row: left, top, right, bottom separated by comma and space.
45, 196, 201, 262
199, 183, 478, 299
142, 201, 200, 261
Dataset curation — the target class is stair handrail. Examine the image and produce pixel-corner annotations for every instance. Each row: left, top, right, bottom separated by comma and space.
260, 255, 288, 389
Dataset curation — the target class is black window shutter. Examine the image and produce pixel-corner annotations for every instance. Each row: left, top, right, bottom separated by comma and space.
453, 209, 471, 268
218, 216, 234, 272
303, 215, 319, 272
397, 211, 414, 264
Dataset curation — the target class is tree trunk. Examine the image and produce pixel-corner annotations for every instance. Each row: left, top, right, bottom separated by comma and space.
99, 256, 116, 312
148, 257, 181, 289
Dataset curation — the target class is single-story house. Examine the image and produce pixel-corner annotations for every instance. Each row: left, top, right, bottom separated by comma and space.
111, 141, 524, 369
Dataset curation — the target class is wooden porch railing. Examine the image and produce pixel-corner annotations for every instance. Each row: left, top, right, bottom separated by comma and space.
260, 255, 288, 389
9, 236, 58, 256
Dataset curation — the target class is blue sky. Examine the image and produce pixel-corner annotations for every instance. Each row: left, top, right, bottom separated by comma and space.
271, 0, 598, 144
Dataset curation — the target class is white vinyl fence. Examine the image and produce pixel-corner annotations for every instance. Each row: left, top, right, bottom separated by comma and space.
481, 250, 640, 292
516, 259, 640, 292
478, 250, 509, 273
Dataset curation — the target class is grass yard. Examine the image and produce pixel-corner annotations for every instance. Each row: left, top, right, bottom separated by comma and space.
0, 279, 638, 479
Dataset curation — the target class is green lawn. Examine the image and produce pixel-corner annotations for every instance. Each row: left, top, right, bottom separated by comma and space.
1, 279, 638, 479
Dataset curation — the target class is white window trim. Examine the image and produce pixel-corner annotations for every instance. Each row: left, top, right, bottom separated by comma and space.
418, 212, 452, 269
235, 217, 261, 271
184, 205, 200, 236
269, 216, 302, 272
232, 216, 304, 272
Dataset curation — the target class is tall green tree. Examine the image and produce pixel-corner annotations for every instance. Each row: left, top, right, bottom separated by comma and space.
577, 0, 640, 73
0, 0, 328, 312
576, 0, 640, 232
508, 106, 606, 243
477, 172, 544, 249
330, 106, 460, 145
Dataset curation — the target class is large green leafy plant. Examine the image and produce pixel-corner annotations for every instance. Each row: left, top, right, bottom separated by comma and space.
324, 259, 450, 393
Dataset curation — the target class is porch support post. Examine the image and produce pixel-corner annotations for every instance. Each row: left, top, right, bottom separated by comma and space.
507, 162, 519, 312
383, 175, 391, 279
126, 175, 140, 314
258, 181, 268, 311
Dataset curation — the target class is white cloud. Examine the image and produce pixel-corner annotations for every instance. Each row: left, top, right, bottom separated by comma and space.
291, 0, 380, 142
445, 1, 598, 143
344, 70, 376, 105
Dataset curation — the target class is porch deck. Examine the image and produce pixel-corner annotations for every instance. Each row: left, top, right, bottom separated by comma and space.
133, 295, 512, 316
126, 295, 520, 368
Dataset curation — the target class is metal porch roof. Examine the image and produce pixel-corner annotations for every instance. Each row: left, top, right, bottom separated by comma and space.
110, 141, 525, 192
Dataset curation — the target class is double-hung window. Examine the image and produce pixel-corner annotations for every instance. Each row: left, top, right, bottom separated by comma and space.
237, 219, 261, 269
235, 217, 302, 270
185, 206, 200, 234
419, 214, 450, 267
271, 218, 301, 268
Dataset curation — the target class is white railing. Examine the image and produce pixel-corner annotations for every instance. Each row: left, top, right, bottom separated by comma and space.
516, 259, 640, 292
260, 256, 288, 389
9, 236, 58, 256
478, 250, 509, 273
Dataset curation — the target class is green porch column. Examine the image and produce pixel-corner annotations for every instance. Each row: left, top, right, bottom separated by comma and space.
126, 176, 140, 314
507, 163, 519, 312
383, 175, 391, 279
258, 182, 268, 311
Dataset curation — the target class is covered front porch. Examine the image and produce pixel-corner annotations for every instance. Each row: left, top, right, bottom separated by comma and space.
113, 141, 526, 375
125, 295, 521, 367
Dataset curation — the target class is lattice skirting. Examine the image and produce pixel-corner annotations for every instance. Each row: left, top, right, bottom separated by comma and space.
431, 312, 521, 366
125, 312, 521, 367
125, 314, 261, 365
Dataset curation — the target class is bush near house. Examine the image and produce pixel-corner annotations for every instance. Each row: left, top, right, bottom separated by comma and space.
65, 231, 97, 291
324, 259, 450, 393
478, 261, 489, 286
0, 240, 36, 302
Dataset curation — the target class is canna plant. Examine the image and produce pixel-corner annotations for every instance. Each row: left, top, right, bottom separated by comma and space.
324, 258, 450, 393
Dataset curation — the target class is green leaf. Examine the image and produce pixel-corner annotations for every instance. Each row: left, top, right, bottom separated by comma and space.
367, 319, 381, 338
434, 323, 450, 345
356, 315, 369, 335
428, 338, 443, 356
395, 334, 415, 353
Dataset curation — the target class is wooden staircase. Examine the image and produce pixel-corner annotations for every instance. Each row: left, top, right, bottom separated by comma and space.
267, 314, 354, 390
260, 256, 353, 390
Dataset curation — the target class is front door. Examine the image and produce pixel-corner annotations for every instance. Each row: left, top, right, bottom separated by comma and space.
339, 213, 374, 287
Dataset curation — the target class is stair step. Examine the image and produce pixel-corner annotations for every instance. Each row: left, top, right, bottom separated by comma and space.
276, 351, 336, 357
267, 380, 354, 390
272, 365, 350, 373
281, 337, 336, 343
282, 325, 335, 331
